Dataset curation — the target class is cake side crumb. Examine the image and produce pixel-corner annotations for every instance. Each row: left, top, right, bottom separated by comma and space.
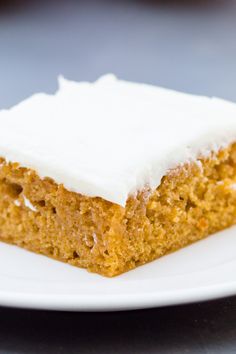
0, 144, 235, 276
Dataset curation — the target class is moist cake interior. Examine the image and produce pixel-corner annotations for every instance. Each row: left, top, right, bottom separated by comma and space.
0, 144, 236, 276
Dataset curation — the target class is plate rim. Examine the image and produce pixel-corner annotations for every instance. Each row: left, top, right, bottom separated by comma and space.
0, 281, 236, 311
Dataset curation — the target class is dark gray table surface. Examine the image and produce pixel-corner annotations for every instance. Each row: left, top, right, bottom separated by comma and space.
1, 0, 236, 353
0, 296, 236, 354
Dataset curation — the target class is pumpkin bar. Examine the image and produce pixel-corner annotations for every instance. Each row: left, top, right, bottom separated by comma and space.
0, 75, 236, 276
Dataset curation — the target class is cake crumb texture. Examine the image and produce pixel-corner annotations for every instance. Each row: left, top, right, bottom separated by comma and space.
0, 144, 236, 277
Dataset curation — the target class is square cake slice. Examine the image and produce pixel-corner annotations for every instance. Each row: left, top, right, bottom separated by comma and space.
0, 74, 236, 276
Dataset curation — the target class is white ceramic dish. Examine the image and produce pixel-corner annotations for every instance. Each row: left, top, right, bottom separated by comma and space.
0, 225, 236, 312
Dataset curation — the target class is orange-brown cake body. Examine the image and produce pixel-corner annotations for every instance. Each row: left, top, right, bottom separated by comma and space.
0, 144, 236, 276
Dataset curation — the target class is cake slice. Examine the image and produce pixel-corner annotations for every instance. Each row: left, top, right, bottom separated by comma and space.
0, 74, 236, 276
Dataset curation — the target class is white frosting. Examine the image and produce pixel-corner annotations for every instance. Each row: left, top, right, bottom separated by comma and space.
13, 196, 37, 211
0, 74, 236, 207
14, 199, 21, 207
22, 195, 37, 212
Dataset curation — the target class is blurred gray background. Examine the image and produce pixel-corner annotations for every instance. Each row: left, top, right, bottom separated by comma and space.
0, 0, 236, 109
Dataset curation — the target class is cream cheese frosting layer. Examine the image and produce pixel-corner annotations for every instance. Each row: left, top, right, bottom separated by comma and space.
0, 74, 236, 207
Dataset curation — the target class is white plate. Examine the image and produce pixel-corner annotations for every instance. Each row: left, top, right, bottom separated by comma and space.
0, 226, 236, 311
